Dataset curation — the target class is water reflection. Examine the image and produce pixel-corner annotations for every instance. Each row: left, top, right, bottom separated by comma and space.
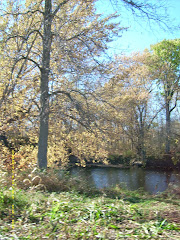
70, 167, 180, 194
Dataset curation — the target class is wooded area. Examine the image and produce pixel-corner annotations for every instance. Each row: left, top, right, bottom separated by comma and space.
0, 1, 180, 239
0, 0, 180, 170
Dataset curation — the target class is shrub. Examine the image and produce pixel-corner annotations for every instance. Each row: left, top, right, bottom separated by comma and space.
108, 154, 131, 165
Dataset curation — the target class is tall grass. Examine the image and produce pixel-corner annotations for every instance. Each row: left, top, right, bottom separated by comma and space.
0, 166, 179, 239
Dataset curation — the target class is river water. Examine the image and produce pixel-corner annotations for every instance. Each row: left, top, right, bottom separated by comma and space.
69, 167, 180, 194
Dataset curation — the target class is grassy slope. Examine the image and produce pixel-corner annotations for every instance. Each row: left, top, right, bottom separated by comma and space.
0, 169, 180, 239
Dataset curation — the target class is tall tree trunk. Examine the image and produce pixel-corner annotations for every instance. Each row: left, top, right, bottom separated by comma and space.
139, 110, 146, 163
165, 97, 171, 154
38, 0, 52, 169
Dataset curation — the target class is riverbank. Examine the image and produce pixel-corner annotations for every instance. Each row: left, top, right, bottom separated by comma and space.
86, 156, 180, 171
86, 163, 130, 168
69, 161, 180, 171
1, 188, 180, 239
0, 168, 180, 239
67, 153, 180, 171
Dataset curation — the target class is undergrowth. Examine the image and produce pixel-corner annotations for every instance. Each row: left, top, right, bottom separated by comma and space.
0, 166, 180, 239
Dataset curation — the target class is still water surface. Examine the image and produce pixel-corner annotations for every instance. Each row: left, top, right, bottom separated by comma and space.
69, 167, 180, 194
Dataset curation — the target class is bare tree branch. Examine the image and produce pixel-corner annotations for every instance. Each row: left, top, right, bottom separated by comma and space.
52, 0, 70, 18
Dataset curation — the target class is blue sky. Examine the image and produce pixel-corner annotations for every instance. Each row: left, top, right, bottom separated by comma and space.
96, 0, 180, 55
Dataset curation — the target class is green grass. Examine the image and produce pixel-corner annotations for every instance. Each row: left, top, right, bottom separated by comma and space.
0, 169, 180, 239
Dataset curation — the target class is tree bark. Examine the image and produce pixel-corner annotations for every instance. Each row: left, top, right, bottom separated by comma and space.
38, 0, 52, 169
139, 109, 146, 163
165, 96, 171, 154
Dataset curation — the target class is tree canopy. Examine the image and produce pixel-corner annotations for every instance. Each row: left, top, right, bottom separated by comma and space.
0, 0, 179, 169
